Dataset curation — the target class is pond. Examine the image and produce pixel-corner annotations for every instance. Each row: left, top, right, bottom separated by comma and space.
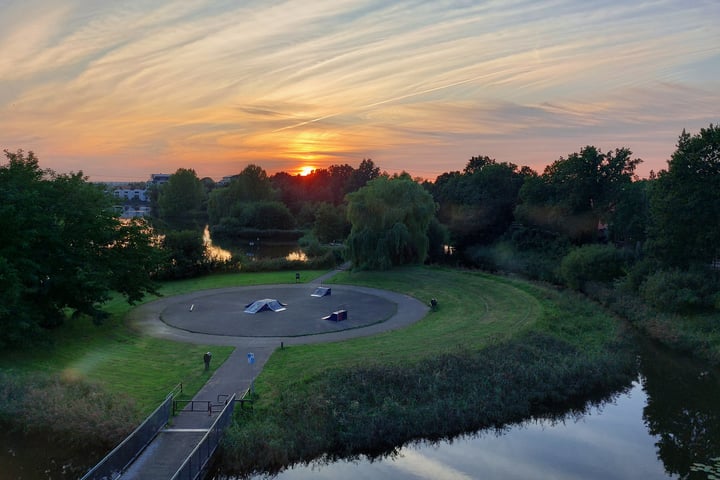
2, 338, 719, 479
205, 227, 307, 262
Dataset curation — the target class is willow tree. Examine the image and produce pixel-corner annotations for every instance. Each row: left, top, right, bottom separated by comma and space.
346, 173, 436, 270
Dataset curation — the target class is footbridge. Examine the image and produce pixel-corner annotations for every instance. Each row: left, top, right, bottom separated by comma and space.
81, 383, 247, 480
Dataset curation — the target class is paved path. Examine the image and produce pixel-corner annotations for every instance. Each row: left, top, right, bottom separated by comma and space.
119, 267, 429, 479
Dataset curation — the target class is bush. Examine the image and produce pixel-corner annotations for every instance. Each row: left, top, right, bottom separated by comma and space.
464, 245, 498, 272
639, 268, 719, 313
559, 244, 626, 291
615, 257, 657, 293
298, 234, 329, 258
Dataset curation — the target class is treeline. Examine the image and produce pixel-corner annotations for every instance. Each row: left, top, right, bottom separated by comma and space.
2, 124, 719, 349
151, 124, 720, 314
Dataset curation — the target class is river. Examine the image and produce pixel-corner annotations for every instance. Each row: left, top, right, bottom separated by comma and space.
221, 341, 720, 480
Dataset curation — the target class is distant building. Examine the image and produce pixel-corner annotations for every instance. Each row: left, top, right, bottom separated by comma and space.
150, 173, 171, 185
113, 188, 148, 202
217, 175, 238, 186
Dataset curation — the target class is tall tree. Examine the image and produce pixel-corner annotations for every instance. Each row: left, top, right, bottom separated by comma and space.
157, 168, 206, 229
346, 173, 436, 270
516, 146, 642, 243
431, 156, 530, 249
647, 124, 720, 267
0, 150, 160, 347
208, 164, 276, 226
347, 158, 380, 193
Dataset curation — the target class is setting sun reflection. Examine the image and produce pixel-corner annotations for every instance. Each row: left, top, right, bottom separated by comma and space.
203, 226, 232, 261
286, 251, 308, 261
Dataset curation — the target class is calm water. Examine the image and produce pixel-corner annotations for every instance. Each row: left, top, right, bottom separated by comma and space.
243, 380, 666, 480
211, 234, 306, 262
228, 342, 720, 480
3, 340, 719, 479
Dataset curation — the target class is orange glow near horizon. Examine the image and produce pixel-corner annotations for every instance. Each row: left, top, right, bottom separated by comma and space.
298, 165, 315, 176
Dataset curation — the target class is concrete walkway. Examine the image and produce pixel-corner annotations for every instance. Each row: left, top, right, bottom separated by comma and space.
119, 266, 429, 479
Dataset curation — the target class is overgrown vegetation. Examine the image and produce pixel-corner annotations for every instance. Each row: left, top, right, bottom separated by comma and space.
0, 372, 138, 449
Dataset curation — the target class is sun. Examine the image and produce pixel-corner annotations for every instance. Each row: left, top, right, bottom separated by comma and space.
298, 165, 315, 176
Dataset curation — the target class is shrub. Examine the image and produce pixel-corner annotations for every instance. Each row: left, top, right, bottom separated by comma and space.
559, 244, 626, 291
464, 245, 498, 272
298, 234, 328, 258
639, 269, 718, 313
615, 257, 657, 293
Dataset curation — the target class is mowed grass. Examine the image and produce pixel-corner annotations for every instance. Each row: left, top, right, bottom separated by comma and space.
256, 266, 546, 394
0, 269, 327, 413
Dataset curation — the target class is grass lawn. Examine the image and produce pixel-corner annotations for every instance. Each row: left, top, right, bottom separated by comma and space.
254, 265, 620, 400
0, 269, 327, 413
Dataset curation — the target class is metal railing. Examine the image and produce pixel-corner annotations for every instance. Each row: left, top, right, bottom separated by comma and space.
170, 393, 237, 480
80, 391, 175, 480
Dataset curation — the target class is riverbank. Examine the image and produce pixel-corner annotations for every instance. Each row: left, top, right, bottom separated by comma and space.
220, 267, 637, 477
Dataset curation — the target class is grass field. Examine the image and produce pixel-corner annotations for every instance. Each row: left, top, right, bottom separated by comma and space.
0, 269, 328, 413
254, 266, 620, 399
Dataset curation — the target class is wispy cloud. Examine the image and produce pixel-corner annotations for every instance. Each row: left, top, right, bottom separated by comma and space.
0, 0, 718, 180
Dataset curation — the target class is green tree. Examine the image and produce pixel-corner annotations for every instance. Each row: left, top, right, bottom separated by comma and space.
208, 165, 277, 226
160, 229, 208, 279
432, 156, 529, 249
0, 150, 160, 347
516, 146, 642, 243
313, 202, 349, 243
157, 168, 206, 229
346, 174, 436, 270
347, 158, 380, 193
647, 124, 720, 268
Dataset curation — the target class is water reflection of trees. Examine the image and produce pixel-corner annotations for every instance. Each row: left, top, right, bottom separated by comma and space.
640, 344, 720, 479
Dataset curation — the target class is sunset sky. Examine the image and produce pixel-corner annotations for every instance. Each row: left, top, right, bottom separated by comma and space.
1, 0, 718, 181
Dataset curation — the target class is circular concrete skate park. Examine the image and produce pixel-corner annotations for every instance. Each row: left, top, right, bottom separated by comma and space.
157, 284, 412, 338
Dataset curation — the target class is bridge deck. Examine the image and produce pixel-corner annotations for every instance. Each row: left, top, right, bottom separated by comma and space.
119, 347, 268, 479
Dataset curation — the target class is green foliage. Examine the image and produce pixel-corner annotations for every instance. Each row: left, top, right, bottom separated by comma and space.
432, 156, 528, 248
464, 230, 568, 283
607, 179, 650, 245
647, 124, 720, 268
156, 168, 206, 229
425, 216, 450, 263
0, 150, 161, 347
516, 146, 641, 243
240, 254, 337, 272
559, 244, 627, 291
240, 201, 295, 230
313, 202, 350, 243
159, 229, 212, 279
639, 268, 719, 313
208, 165, 277, 225
346, 174, 436, 270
